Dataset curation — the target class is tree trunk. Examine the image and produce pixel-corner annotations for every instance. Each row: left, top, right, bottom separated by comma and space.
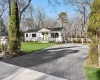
98, 45, 100, 67
8, 0, 21, 57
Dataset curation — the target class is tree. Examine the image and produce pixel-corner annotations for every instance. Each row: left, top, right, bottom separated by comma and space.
48, 0, 92, 39
18, 0, 31, 21
0, 18, 7, 36
34, 6, 47, 29
88, 0, 100, 36
87, 0, 100, 66
8, 0, 31, 21
0, 0, 8, 35
0, 0, 8, 18
23, 18, 35, 29
8, 0, 11, 16
8, 0, 20, 56
58, 12, 68, 27
65, 0, 92, 39
58, 12, 69, 42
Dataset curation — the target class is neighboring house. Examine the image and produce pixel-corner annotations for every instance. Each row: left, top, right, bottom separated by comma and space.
24, 27, 66, 43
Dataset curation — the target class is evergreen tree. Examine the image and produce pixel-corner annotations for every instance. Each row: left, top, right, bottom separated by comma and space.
88, 0, 100, 35
87, 0, 100, 66
58, 12, 68, 27
8, 0, 21, 56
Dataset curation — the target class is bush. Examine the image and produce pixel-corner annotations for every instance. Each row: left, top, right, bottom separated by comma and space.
77, 39, 82, 43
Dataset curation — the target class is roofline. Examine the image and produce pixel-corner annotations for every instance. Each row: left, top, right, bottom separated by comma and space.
25, 27, 63, 33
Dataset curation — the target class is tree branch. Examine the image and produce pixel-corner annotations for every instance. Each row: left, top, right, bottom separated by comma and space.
0, 1, 8, 18
20, 0, 31, 20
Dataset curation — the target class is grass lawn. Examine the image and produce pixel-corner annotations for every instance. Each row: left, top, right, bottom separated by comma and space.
84, 66, 100, 80
0, 42, 55, 53
21, 42, 55, 54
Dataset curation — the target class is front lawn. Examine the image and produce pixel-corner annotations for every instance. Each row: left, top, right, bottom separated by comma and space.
21, 42, 55, 54
0, 42, 55, 53
84, 66, 100, 80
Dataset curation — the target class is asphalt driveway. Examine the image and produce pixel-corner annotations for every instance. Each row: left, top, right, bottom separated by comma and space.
0, 44, 89, 80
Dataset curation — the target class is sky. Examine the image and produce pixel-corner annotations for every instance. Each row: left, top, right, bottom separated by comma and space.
31, 0, 77, 19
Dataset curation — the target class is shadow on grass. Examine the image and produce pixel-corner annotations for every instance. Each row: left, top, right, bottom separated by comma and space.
96, 70, 100, 79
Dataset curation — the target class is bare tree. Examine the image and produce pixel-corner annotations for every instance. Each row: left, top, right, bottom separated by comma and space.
60, 0, 91, 41
18, 0, 31, 20
33, 6, 47, 28
0, 0, 8, 36
0, 0, 8, 18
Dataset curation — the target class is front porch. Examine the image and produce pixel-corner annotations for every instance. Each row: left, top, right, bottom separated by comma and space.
38, 28, 50, 43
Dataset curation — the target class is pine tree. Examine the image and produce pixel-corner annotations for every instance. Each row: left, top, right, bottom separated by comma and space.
88, 0, 100, 36
58, 12, 68, 27
8, 0, 21, 56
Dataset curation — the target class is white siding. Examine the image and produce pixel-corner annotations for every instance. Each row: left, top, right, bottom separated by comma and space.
49, 31, 63, 42
25, 31, 64, 42
25, 32, 43, 42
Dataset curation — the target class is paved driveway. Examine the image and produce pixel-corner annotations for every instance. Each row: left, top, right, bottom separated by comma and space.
0, 44, 89, 80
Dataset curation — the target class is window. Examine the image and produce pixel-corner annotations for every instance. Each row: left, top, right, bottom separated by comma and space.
26, 34, 28, 37
51, 33, 55, 38
51, 33, 59, 38
32, 34, 36, 37
42, 33, 44, 35
55, 33, 59, 38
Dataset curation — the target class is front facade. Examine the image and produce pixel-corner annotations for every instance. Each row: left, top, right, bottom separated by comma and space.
24, 27, 65, 43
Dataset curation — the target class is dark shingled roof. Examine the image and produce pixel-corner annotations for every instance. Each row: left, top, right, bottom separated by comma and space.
25, 29, 40, 33
25, 27, 63, 33
48, 27, 63, 31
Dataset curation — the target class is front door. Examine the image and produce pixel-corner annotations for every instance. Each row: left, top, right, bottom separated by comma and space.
44, 33, 48, 41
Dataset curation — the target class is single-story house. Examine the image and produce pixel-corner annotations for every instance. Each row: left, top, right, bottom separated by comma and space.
24, 27, 66, 43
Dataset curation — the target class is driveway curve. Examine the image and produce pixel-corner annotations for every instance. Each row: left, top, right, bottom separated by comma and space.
0, 44, 89, 80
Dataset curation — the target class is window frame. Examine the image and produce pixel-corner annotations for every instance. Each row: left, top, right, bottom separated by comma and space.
26, 34, 28, 37
55, 33, 59, 38
51, 33, 59, 38
32, 33, 36, 37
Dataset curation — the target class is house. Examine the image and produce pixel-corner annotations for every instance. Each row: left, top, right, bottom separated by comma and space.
24, 27, 66, 43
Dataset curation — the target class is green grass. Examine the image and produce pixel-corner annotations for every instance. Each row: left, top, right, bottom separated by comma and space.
0, 44, 1, 51
84, 66, 100, 80
21, 42, 55, 54
0, 42, 55, 53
